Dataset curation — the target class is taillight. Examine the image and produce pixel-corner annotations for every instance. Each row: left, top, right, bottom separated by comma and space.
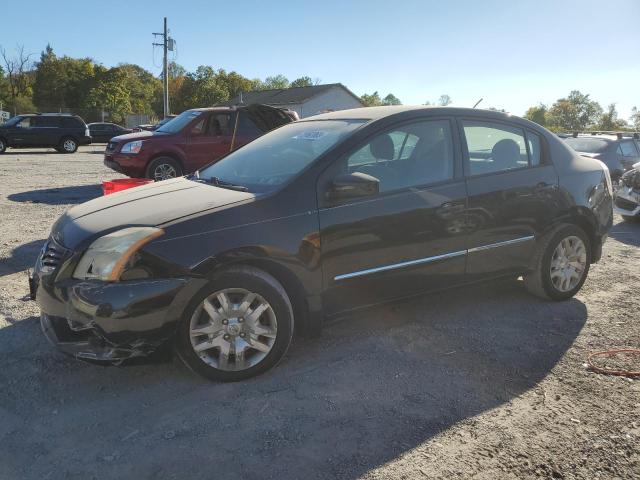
85, 127, 90, 137
602, 164, 613, 195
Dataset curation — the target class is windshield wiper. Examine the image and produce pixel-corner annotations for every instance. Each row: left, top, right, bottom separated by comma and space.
204, 176, 249, 192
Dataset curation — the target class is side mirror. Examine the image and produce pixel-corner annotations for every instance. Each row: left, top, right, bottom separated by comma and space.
327, 172, 379, 200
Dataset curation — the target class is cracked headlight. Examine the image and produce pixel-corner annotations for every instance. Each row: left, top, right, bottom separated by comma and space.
73, 227, 164, 281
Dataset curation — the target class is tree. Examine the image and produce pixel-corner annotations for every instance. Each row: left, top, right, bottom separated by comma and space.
290, 76, 314, 88
382, 93, 401, 105
0, 45, 34, 113
596, 103, 626, 130
524, 103, 548, 127
546, 90, 602, 132
86, 68, 131, 124
630, 107, 640, 131
360, 91, 402, 107
171, 66, 228, 112
437, 94, 452, 106
261, 74, 289, 90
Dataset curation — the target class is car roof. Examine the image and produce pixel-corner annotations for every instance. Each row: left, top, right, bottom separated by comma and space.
303, 105, 525, 123
565, 135, 616, 142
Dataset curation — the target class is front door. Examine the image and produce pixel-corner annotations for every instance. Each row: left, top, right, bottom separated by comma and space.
318, 117, 468, 315
185, 112, 234, 172
10, 116, 37, 146
460, 118, 561, 279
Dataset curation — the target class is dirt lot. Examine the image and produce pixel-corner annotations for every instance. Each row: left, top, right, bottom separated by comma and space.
0, 146, 639, 480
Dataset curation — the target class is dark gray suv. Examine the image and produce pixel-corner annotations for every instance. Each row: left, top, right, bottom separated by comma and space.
563, 133, 640, 181
0, 113, 92, 154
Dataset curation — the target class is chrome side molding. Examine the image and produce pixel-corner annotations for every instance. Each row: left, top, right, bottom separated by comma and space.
334, 235, 535, 281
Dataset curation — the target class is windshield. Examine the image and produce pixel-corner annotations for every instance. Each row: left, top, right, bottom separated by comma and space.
198, 119, 365, 193
2, 116, 22, 127
156, 111, 202, 133
564, 137, 610, 154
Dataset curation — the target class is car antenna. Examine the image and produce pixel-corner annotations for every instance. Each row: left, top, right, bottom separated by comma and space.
473, 98, 483, 109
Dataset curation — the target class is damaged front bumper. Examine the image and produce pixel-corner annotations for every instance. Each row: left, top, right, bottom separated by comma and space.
34, 274, 203, 363
613, 185, 640, 217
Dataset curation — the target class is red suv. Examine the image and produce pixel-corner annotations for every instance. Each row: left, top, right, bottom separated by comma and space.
104, 104, 297, 180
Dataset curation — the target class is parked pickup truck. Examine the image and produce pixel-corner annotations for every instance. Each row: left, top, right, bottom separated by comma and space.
104, 104, 298, 180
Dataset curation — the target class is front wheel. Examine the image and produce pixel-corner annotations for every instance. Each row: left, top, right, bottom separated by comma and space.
175, 266, 294, 381
0, 138, 6, 153
146, 157, 183, 181
524, 224, 591, 301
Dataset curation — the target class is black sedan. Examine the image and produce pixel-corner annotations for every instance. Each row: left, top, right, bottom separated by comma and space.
87, 122, 132, 143
32, 106, 613, 381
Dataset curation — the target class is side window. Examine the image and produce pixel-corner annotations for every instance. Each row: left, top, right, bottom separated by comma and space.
620, 141, 639, 157
463, 121, 528, 175
527, 131, 542, 166
236, 113, 263, 137
208, 114, 232, 136
345, 120, 454, 193
190, 118, 206, 135
18, 117, 32, 128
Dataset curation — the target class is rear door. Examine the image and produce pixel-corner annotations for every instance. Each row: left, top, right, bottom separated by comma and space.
460, 118, 560, 279
185, 112, 234, 172
318, 117, 468, 314
619, 140, 640, 171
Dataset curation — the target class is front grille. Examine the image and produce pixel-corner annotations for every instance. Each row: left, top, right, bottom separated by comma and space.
615, 196, 638, 211
40, 237, 71, 270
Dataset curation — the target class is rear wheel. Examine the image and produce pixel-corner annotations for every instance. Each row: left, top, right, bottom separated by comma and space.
175, 266, 294, 382
59, 137, 78, 153
0, 138, 6, 153
146, 156, 182, 181
524, 224, 591, 301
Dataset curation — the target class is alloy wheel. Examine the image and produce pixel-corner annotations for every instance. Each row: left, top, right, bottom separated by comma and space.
549, 235, 587, 292
189, 288, 278, 371
63, 139, 77, 152
154, 163, 177, 181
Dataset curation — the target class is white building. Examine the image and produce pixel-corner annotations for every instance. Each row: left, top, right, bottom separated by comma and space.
227, 83, 364, 118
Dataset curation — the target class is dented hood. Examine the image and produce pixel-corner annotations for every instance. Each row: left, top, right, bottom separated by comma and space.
52, 177, 254, 249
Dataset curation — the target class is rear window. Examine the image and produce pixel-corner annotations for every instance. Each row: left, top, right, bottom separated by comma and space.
564, 137, 610, 154
61, 117, 84, 128
236, 113, 263, 137
33, 116, 60, 127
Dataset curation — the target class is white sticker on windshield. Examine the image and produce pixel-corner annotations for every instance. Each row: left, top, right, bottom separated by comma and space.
293, 131, 327, 141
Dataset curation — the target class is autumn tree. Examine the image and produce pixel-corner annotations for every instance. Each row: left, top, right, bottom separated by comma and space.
546, 90, 602, 131
524, 103, 548, 127
596, 103, 627, 130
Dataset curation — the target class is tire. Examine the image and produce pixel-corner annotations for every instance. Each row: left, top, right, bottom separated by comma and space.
0, 137, 6, 153
146, 157, 183, 181
59, 137, 78, 153
523, 224, 591, 301
175, 266, 294, 382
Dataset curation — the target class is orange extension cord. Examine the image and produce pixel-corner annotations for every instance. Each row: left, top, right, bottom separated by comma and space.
587, 349, 640, 378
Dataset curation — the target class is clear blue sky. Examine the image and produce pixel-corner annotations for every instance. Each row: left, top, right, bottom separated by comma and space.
4, 0, 639, 117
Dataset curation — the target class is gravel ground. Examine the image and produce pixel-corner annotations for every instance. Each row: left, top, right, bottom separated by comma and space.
0, 147, 639, 480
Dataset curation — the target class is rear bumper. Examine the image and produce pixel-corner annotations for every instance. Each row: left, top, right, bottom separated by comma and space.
103, 152, 147, 178
79, 135, 92, 146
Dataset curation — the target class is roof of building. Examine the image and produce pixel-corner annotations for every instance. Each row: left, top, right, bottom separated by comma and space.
225, 83, 364, 107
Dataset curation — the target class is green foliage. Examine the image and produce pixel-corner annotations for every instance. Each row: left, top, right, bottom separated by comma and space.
438, 94, 451, 106
360, 91, 402, 107
524, 104, 548, 126
596, 103, 627, 130
290, 76, 314, 88
545, 91, 603, 132
630, 107, 640, 131
261, 74, 290, 90
86, 68, 131, 124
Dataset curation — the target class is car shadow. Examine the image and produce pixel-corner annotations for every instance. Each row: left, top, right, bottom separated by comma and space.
0, 279, 588, 479
7, 184, 102, 205
0, 239, 46, 278
609, 217, 640, 247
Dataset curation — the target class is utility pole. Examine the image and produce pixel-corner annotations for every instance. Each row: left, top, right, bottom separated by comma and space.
153, 17, 173, 118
